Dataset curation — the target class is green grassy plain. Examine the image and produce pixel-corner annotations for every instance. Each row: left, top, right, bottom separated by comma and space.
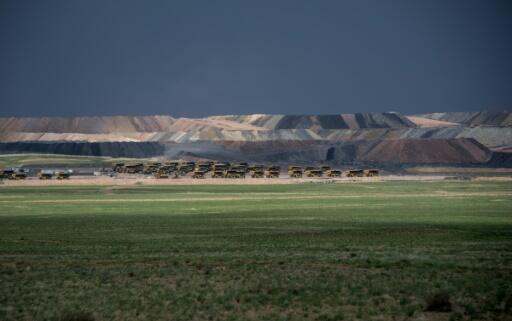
0, 154, 141, 168
0, 181, 511, 321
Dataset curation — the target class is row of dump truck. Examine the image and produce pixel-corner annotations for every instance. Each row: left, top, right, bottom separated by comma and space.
112, 161, 379, 179
0, 168, 71, 180
0, 168, 29, 180
0, 163, 379, 181
36, 170, 71, 180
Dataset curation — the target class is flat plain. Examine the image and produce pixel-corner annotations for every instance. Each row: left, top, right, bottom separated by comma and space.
0, 181, 511, 321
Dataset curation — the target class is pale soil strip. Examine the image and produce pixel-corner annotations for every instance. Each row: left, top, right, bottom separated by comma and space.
1, 191, 511, 204
0, 175, 461, 187
1, 175, 510, 188
406, 116, 459, 128
473, 176, 512, 182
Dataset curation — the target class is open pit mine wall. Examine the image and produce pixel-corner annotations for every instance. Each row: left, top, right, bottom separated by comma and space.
416, 111, 512, 127
1, 127, 511, 149
0, 142, 165, 158
0, 113, 416, 134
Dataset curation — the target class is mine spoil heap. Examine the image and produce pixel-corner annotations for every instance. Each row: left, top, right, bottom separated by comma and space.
0, 112, 511, 168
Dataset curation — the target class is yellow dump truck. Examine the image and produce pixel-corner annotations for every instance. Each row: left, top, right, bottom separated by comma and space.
288, 166, 303, 178
231, 162, 248, 173
212, 164, 229, 173
157, 165, 173, 174
4, 169, 28, 180
192, 170, 206, 179
264, 166, 280, 178
250, 170, 265, 178
38, 171, 53, 180
211, 170, 225, 178
247, 165, 265, 177
13, 172, 27, 180
230, 165, 247, 173
113, 163, 125, 173
347, 169, 364, 177
225, 169, 245, 178
177, 164, 194, 175
264, 169, 280, 178
364, 169, 379, 177
195, 163, 212, 172
56, 172, 70, 180
144, 162, 161, 174
163, 161, 179, 171
154, 170, 169, 179
180, 161, 196, 169
1, 169, 14, 180
124, 163, 144, 174
326, 169, 342, 177
304, 167, 323, 178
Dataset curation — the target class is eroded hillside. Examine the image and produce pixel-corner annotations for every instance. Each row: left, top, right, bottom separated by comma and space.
0, 112, 511, 166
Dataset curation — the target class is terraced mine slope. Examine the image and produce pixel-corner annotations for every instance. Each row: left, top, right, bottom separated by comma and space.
415, 111, 512, 127
0, 112, 511, 167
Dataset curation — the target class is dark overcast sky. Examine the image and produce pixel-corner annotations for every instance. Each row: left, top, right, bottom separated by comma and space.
1, 0, 511, 117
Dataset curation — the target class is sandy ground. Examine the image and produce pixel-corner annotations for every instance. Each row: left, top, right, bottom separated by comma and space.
3, 174, 510, 187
